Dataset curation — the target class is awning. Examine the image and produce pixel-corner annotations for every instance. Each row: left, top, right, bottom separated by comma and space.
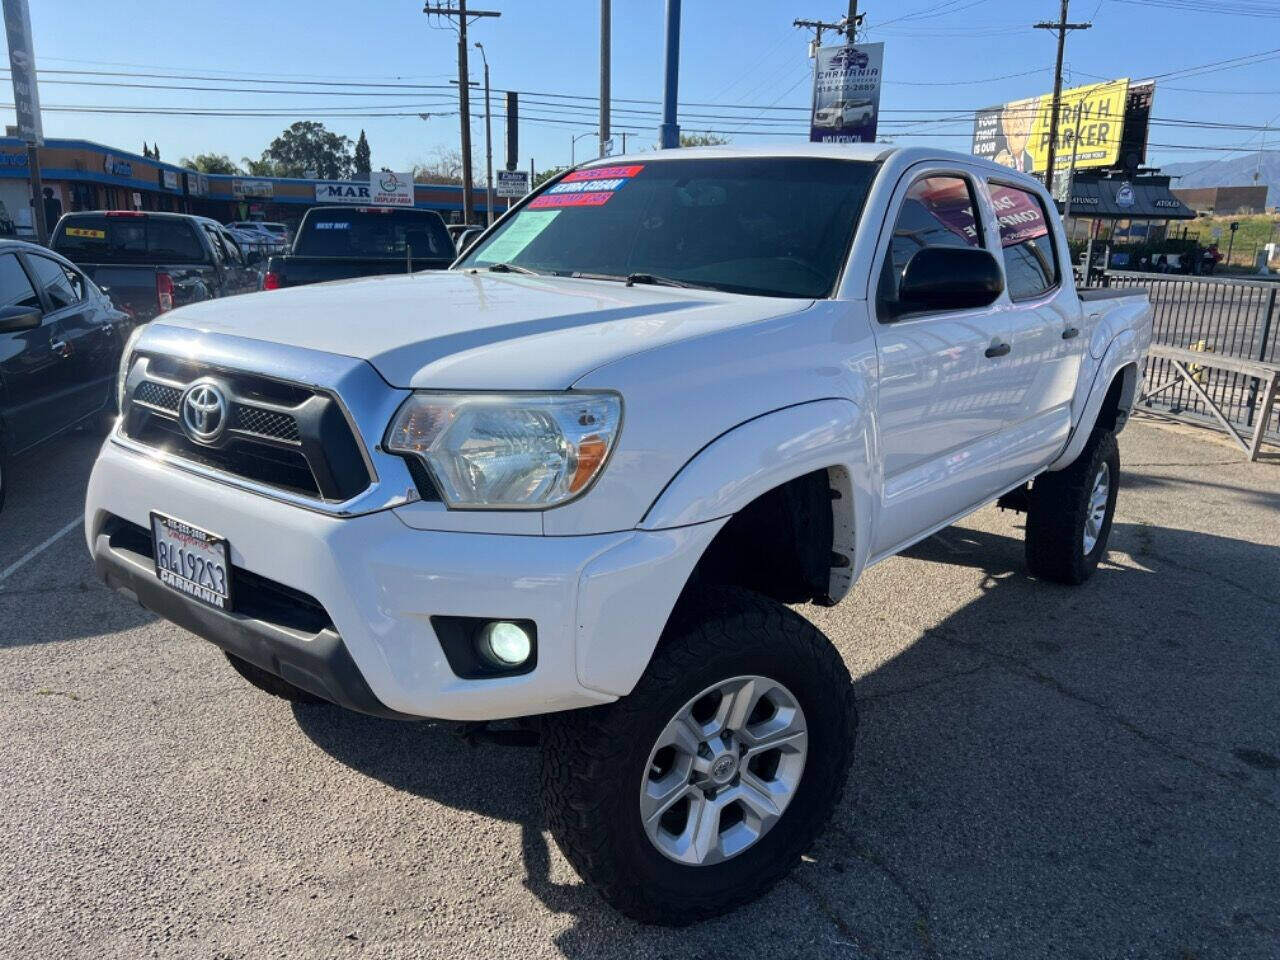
1057, 177, 1196, 220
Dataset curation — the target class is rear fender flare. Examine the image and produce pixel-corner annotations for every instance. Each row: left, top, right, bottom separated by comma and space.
1048, 330, 1139, 471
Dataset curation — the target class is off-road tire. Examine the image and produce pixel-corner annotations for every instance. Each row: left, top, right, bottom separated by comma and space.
223, 651, 326, 704
1025, 429, 1120, 585
540, 586, 857, 925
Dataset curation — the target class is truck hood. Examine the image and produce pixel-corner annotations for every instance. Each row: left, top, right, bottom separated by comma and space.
154, 271, 812, 389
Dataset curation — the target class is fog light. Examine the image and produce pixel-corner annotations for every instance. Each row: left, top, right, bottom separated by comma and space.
479, 621, 533, 667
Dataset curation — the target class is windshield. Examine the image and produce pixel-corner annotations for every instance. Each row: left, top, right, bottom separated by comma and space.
52, 215, 205, 264
459, 157, 877, 298
293, 208, 452, 258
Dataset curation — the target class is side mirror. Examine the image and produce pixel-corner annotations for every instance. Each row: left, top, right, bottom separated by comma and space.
894, 246, 1004, 317
0, 304, 41, 333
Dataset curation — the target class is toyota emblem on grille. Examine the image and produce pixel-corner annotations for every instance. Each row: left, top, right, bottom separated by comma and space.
180, 381, 228, 444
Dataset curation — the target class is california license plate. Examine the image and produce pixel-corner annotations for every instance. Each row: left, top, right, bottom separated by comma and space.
151, 513, 232, 611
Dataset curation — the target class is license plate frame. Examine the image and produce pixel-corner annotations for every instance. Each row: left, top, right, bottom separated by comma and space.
150, 512, 233, 611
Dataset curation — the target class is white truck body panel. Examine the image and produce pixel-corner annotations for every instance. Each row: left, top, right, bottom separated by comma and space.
85, 144, 1152, 720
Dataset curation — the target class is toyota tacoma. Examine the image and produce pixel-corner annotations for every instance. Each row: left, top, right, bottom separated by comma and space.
86, 145, 1152, 924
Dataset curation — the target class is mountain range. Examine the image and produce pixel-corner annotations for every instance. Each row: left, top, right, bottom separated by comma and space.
1158, 153, 1277, 207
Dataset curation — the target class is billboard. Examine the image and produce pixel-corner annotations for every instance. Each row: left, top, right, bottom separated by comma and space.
971, 78, 1130, 176
810, 42, 884, 144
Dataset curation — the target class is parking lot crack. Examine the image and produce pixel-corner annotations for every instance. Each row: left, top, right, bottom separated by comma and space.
928, 628, 1278, 812
859, 663, 990, 702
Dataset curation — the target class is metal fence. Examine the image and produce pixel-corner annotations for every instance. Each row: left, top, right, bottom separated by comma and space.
1088, 271, 1280, 447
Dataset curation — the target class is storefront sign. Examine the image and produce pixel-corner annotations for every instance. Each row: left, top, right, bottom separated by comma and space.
102, 154, 133, 178
2, 0, 42, 144
370, 171, 414, 206
233, 179, 273, 198
162, 169, 179, 190
315, 182, 371, 203
496, 170, 529, 198
809, 42, 884, 144
0, 151, 27, 167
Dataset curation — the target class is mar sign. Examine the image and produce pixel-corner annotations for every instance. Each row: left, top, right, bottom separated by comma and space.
810, 42, 884, 144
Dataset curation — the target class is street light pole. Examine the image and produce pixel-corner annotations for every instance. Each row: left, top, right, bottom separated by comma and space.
600, 0, 611, 157
659, 0, 682, 149
475, 42, 493, 227
571, 132, 597, 166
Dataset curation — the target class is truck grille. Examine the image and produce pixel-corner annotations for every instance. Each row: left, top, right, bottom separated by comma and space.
120, 355, 372, 503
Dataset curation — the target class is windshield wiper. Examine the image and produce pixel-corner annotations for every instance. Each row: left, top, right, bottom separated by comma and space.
484, 262, 540, 276
625, 272, 696, 288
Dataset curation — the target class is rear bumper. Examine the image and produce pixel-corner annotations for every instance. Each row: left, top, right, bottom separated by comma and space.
85, 438, 720, 721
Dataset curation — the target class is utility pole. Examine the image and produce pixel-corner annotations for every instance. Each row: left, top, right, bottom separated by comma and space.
423, 1, 500, 225
845, 1, 862, 40
600, 0, 611, 157
659, 0, 681, 148
475, 42, 493, 226
1034, 0, 1090, 191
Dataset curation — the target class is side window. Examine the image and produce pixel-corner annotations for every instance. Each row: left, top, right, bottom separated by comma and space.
878, 175, 984, 312
989, 183, 1059, 300
0, 253, 41, 310
26, 254, 81, 309
219, 228, 244, 265
202, 225, 227, 265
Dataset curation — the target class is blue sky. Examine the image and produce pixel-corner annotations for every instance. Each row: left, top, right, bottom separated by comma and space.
20, 0, 1280, 178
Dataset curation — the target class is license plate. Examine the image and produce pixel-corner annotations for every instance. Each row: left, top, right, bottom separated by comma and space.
151, 513, 232, 611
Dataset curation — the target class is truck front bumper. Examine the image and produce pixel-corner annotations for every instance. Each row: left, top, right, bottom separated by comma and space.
86, 439, 721, 721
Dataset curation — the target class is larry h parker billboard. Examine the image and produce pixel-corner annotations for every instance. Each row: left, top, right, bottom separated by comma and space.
810, 42, 884, 144
971, 78, 1136, 177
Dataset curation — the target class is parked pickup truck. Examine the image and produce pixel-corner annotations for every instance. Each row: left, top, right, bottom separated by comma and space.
51, 211, 261, 324
85, 146, 1151, 924
262, 206, 455, 290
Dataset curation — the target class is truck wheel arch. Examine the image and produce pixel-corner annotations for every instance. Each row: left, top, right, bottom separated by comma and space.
1049, 332, 1141, 472
574, 400, 872, 698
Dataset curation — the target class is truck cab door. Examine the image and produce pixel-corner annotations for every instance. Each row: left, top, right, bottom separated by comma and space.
868, 169, 1015, 558
982, 180, 1082, 476
0, 252, 75, 452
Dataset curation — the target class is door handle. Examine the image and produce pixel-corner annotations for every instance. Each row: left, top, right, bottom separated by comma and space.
1062, 326, 1081, 340
984, 342, 1011, 359
50, 339, 70, 357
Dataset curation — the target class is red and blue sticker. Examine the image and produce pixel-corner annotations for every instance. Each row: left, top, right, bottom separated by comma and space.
530, 164, 645, 209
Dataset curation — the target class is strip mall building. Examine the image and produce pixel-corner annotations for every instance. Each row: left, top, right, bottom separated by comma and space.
0, 137, 500, 235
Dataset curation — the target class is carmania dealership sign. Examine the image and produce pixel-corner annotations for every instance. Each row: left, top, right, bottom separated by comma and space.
316, 172, 415, 206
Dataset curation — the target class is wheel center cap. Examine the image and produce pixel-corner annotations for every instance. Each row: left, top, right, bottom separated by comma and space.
710, 755, 738, 784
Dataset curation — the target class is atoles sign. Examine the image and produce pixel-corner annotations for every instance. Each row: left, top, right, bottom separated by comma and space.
809, 42, 884, 144
972, 78, 1130, 176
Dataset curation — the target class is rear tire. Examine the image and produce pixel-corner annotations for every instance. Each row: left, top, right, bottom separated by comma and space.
540, 587, 857, 925
223, 651, 326, 704
1025, 430, 1120, 584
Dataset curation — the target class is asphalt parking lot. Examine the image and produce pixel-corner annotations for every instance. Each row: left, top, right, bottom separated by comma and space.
1, 416, 1277, 959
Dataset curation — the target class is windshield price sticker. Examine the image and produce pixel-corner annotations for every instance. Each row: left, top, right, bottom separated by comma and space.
530, 164, 645, 209
475, 209, 561, 263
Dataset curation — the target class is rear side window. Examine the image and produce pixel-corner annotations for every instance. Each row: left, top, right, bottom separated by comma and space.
26, 255, 82, 308
294, 209, 451, 258
0, 253, 40, 309
52, 216, 205, 264
989, 183, 1059, 300
878, 174, 984, 311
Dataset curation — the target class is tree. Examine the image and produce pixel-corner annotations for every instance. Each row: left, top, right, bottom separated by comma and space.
153, 143, 160, 160
679, 132, 730, 147
354, 130, 371, 176
258, 121, 355, 180
142, 141, 150, 159
180, 153, 242, 175
532, 165, 569, 189
412, 146, 471, 185
241, 156, 281, 177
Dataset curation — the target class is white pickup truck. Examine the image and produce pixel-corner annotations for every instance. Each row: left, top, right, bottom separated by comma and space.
86, 145, 1151, 924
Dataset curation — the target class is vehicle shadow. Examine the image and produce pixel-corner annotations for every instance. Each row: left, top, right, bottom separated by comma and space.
293, 519, 1280, 958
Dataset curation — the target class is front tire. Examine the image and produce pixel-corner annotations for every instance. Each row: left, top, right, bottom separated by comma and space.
1025, 430, 1120, 584
540, 587, 857, 925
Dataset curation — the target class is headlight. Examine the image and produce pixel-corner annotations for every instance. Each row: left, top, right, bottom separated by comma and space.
116, 324, 146, 413
385, 392, 622, 509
